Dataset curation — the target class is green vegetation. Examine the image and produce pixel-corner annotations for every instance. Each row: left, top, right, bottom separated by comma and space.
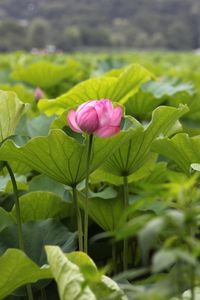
0, 51, 200, 299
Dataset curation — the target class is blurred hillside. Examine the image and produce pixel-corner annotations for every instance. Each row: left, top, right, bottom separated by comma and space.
0, 0, 200, 51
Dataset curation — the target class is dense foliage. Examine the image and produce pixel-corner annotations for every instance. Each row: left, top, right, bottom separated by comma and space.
1, 51, 200, 299
0, 0, 200, 51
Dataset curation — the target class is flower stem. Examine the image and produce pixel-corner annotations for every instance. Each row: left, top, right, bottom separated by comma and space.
26, 285, 34, 300
40, 288, 47, 300
72, 186, 83, 251
190, 266, 195, 300
112, 242, 117, 275
189, 228, 195, 300
5, 162, 25, 250
177, 260, 183, 300
123, 175, 129, 271
84, 134, 93, 253
5, 162, 34, 300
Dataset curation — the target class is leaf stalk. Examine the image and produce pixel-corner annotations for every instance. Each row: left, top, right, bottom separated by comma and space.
72, 186, 83, 251
5, 162, 34, 300
123, 174, 129, 271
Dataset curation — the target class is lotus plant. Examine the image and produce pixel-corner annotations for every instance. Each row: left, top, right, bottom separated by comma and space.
34, 87, 44, 102
68, 99, 122, 253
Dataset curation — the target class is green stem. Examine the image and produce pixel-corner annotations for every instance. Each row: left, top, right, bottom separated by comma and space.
84, 134, 93, 253
112, 242, 117, 275
123, 175, 129, 271
5, 162, 34, 300
5, 162, 24, 251
40, 288, 47, 300
72, 186, 83, 251
177, 260, 183, 300
189, 227, 195, 300
191, 267, 195, 300
26, 285, 34, 300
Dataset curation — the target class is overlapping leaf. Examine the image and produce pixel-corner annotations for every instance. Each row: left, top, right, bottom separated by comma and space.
102, 105, 188, 176
0, 208, 14, 232
0, 124, 141, 186
46, 246, 96, 300
0, 248, 108, 300
45, 246, 127, 300
0, 83, 34, 103
78, 191, 124, 231
11, 191, 72, 222
38, 64, 152, 116
29, 174, 66, 197
0, 219, 76, 266
0, 249, 51, 299
0, 90, 27, 142
90, 154, 157, 185
11, 61, 69, 89
16, 114, 55, 138
125, 79, 193, 117
152, 133, 200, 174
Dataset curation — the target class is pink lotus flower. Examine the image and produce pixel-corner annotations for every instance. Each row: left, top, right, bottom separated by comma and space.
34, 87, 44, 102
67, 99, 122, 138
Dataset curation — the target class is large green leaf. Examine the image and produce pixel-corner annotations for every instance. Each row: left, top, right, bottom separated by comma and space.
29, 174, 66, 197
152, 133, 200, 174
45, 246, 127, 300
90, 153, 157, 185
66, 251, 101, 283
0, 247, 123, 300
102, 105, 188, 176
11, 60, 69, 89
0, 219, 76, 266
185, 92, 200, 121
106, 64, 152, 104
38, 64, 152, 116
46, 246, 96, 300
78, 191, 124, 232
0, 221, 75, 295
0, 249, 51, 299
16, 114, 55, 138
0, 125, 141, 186
0, 207, 14, 232
11, 191, 72, 222
144, 79, 193, 99
0, 83, 34, 104
125, 79, 193, 118
4, 160, 31, 175
0, 90, 27, 142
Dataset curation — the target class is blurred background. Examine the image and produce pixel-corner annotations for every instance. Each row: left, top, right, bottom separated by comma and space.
0, 0, 200, 52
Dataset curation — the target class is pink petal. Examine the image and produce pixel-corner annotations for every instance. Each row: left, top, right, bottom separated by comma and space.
94, 99, 114, 127
111, 106, 122, 126
76, 106, 99, 133
101, 99, 114, 111
67, 110, 82, 133
94, 125, 120, 138
34, 87, 44, 100
77, 100, 98, 113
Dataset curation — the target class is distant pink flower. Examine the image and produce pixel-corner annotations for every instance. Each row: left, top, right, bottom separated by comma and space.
67, 99, 122, 138
34, 87, 44, 102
